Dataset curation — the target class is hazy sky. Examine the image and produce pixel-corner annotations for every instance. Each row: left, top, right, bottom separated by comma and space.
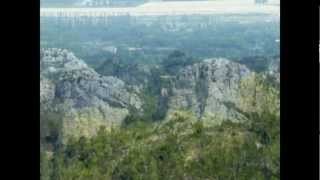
40, 0, 280, 8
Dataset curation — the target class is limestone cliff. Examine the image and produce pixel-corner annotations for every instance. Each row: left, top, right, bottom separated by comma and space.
40, 48, 142, 139
163, 58, 253, 123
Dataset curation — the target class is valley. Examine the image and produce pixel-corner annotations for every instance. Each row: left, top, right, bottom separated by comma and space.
40, 1, 280, 179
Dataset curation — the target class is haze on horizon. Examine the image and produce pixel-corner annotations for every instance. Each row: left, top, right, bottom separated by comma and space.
40, 0, 280, 8
40, 0, 280, 17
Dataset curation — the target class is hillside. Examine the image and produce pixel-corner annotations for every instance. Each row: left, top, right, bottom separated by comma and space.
40, 45, 280, 180
40, 48, 279, 141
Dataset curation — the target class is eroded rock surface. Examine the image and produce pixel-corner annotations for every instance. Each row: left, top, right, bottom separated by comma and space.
40, 48, 142, 139
163, 58, 252, 121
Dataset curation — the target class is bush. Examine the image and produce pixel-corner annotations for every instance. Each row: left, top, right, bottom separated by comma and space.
44, 106, 279, 180
41, 73, 279, 180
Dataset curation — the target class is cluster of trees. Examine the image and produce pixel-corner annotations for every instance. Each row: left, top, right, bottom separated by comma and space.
41, 75, 279, 180
41, 111, 279, 179
160, 50, 199, 75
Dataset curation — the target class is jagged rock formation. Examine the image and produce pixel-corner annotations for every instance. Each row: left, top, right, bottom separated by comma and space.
41, 48, 279, 141
162, 58, 253, 122
40, 75, 55, 108
95, 55, 278, 123
40, 48, 142, 139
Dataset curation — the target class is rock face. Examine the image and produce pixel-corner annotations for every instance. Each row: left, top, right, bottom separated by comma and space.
163, 58, 253, 121
40, 75, 55, 108
40, 48, 142, 139
40, 48, 278, 140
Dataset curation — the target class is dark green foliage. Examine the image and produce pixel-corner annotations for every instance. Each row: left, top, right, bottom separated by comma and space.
235, 56, 270, 72
40, 109, 64, 151
123, 88, 166, 125
40, 67, 279, 180
161, 50, 199, 75
42, 103, 279, 180
40, 149, 53, 180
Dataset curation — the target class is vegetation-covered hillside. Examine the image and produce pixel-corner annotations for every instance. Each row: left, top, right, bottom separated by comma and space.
41, 72, 279, 180
40, 4, 280, 179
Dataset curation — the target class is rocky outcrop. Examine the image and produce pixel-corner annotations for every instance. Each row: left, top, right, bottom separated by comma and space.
40, 49, 279, 139
162, 58, 253, 122
40, 48, 142, 139
40, 75, 55, 108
